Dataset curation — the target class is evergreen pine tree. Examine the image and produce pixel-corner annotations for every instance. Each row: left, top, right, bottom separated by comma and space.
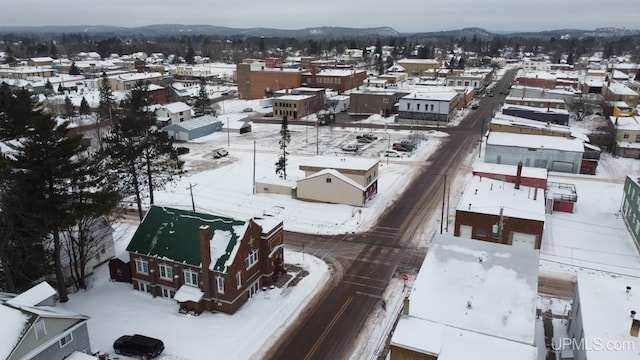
79, 96, 91, 115
275, 115, 290, 179
101, 81, 183, 220
194, 78, 211, 117
44, 79, 54, 96
69, 62, 81, 75
6, 111, 114, 302
64, 96, 74, 118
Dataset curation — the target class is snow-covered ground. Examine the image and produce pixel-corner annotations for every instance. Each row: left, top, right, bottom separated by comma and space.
58, 67, 640, 359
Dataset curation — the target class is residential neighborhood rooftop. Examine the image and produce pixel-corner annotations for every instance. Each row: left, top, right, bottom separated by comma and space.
126, 206, 250, 273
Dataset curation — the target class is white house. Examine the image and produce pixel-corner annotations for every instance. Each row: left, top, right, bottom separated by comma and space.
155, 102, 192, 126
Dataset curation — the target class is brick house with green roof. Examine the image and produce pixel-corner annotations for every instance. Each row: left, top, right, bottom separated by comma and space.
126, 205, 284, 314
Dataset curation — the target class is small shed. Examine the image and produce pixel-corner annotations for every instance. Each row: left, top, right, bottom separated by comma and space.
162, 115, 223, 141
108, 258, 132, 283
223, 114, 252, 134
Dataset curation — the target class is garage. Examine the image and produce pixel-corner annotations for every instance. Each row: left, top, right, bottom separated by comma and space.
459, 225, 472, 238
511, 232, 537, 249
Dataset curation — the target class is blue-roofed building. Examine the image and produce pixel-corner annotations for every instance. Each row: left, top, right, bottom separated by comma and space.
161, 115, 223, 141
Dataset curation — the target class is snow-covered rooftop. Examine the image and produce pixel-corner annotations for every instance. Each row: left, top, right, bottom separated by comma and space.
486, 132, 585, 153
403, 91, 458, 101
397, 234, 539, 349
6, 281, 56, 307
457, 175, 546, 221
391, 316, 537, 360
298, 155, 379, 172
607, 82, 640, 96
575, 273, 640, 360
472, 162, 548, 180
161, 101, 191, 114
611, 115, 640, 131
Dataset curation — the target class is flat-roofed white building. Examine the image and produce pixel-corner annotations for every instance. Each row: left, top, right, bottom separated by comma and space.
566, 273, 640, 360
390, 234, 539, 360
397, 90, 459, 125
485, 132, 585, 173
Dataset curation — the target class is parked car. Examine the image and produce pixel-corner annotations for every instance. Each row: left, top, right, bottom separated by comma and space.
213, 149, 229, 158
392, 144, 410, 152
393, 140, 414, 151
242, 107, 253, 112
360, 133, 378, 141
384, 150, 401, 157
471, 101, 479, 109
356, 135, 373, 143
341, 144, 358, 152
175, 146, 190, 155
113, 334, 164, 359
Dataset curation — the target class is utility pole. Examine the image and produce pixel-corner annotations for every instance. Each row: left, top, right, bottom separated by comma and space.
479, 117, 485, 158
187, 183, 197, 211
316, 119, 319, 155
440, 174, 446, 234
252, 140, 256, 194
226, 117, 230, 147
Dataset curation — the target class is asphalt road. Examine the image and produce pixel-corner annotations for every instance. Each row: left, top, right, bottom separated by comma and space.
267, 69, 524, 360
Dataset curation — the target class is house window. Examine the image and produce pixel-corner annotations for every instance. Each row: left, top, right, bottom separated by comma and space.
35, 320, 46, 340
137, 281, 151, 293
184, 269, 198, 286
236, 271, 242, 289
417, 103, 420, 111
636, 135, 640, 142
217, 276, 225, 294
159, 263, 173, 280
135, 258, 148, 274
326, 177, 332, 183
59, 333, 73, 348
245, 249, 259, 269
161, 287, 175, 298
624, 133, 630, 139
430, 104, 434, 111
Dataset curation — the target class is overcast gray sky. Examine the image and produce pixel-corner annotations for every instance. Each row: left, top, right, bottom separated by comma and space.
1, 0, 637, 33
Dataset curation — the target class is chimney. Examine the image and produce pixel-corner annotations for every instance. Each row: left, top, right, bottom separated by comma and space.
515, 161, 523, 189
199, 225, 212, 299
403, 296, 410, 315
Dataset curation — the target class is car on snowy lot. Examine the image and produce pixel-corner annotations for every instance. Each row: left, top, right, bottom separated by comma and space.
356, 136, 373, 143
341, 144, 358, 152
393, 144, 411, 152
357, 133, 378, 141
175, 146, 190, 155
213, 149, 229, 158
383, 150, 401, 157
113, 334, 164, 359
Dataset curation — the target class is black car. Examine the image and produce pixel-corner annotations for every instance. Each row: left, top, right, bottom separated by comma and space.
114, 334, 164, 359
176, 146, 190, 155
